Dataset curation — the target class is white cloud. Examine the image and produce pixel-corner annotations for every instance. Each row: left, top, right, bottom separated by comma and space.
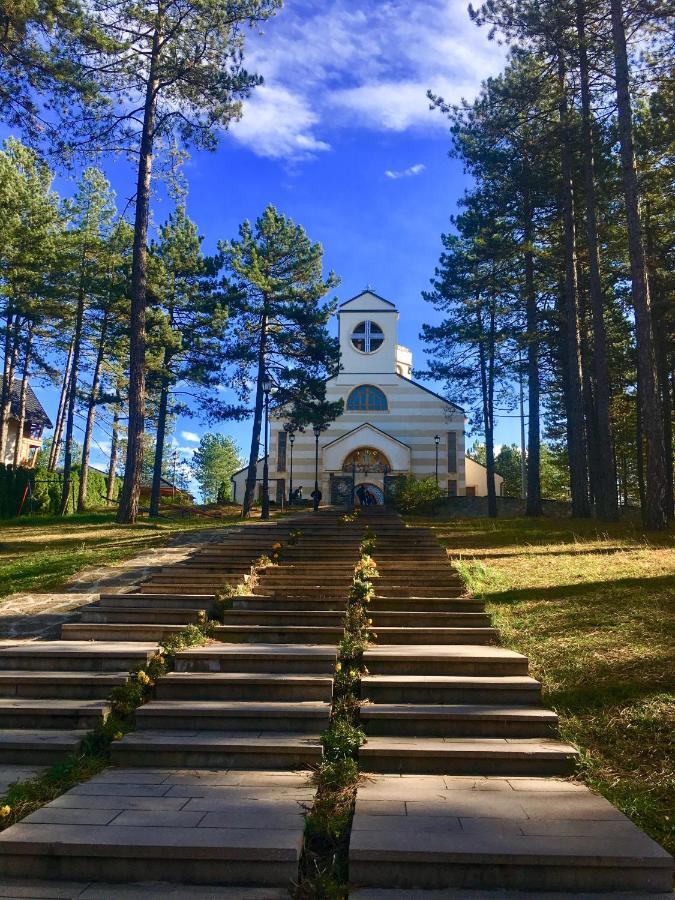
230, 0, 506, 160
231, 85, 330, 160
385, 163, 426, 180
181, 431, 200, 443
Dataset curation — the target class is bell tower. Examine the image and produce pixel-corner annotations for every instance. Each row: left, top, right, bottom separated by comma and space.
338, 290, 399, 375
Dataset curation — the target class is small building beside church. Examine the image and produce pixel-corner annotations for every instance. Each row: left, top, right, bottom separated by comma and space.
1, 380, 53, 468
231, 290, 502, 505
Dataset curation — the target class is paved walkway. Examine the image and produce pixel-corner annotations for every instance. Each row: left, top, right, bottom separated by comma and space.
0, 508, 671, 894
348, 510, 671, 893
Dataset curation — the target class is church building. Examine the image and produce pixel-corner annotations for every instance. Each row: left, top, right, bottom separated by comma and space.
231, 290, 502, 505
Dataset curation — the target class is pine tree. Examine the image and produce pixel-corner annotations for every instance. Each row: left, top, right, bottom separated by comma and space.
219, 205, 340, 517
190, 433, 242, 504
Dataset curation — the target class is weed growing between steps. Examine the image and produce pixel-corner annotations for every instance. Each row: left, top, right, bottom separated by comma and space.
295, 530, 378, 898
0, 621, 215, 830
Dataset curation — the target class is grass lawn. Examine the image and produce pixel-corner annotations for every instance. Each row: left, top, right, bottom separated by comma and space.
409, 514, 675, 856
0, 506, 251, 600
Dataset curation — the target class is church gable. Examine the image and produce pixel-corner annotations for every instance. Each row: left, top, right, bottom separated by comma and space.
339, 290, 397, 311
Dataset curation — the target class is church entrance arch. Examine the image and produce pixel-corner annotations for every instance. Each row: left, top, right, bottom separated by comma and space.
355, 483, 384, 506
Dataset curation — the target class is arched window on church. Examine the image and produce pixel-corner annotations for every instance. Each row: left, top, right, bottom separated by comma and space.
346, 385, 388, 411
342, 448, 390, 472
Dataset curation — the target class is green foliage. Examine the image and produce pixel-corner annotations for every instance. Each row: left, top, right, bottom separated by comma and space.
190, 433, 242, 503
392, 475, 444, 513
0, 464, 119, 518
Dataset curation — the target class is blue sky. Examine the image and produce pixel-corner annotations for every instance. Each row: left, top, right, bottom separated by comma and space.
24, 0, 521, 491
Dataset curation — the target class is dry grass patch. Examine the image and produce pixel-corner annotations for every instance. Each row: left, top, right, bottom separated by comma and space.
0, 507, 247, 599
410, 515, 675, 856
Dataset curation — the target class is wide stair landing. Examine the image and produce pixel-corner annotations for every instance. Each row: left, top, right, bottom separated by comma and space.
350, 509, 672, 894
0, 511, 360, 888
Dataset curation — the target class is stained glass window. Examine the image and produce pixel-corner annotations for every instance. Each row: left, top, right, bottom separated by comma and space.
351, 320, 384, 353
347, 385, 388, 411
342, 448, 390, 472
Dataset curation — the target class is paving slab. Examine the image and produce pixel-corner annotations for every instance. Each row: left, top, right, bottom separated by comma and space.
0, 765, 47, 796
349, 773, 673, 892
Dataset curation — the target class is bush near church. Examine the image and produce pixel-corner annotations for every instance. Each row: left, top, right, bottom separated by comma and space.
392, 475, 443, 514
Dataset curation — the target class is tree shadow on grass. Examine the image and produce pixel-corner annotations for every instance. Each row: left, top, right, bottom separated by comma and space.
482, 573, 675, 606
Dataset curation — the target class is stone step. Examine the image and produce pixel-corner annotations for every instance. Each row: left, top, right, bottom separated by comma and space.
99, 593, 214, 610
0, 699, 110, 730
139, 584, 227, 595
135, 700, 331, 732
267, 588, 352, 599
61, 623, 187, 642
223, 610, 344, 627
0, 729, 86, 764
146, 574, 244, 584
213, 625, 344, 645
360, 704, 558, 738
361, 675, 542, 705
111, 730, 323, 769
369, 627, 499, 646
371, 587, 469, 598
359, 737, 579, 776
156, 672, 333, 702
80, 606, 205, 625
159, 564, 253, 574
0, 671, 128, 699
174, 643, 336, 675
233, 596, 348, 612
369, 612, 491, 628
369, 596, 478, 612
348, 774, 674, 893
364, 645, 529, 677
0, 642, 157, 672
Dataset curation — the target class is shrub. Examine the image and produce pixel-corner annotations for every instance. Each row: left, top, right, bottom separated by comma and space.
392, 475, 443, 513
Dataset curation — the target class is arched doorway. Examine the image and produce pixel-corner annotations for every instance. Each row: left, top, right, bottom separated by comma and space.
354, 482, 384, 506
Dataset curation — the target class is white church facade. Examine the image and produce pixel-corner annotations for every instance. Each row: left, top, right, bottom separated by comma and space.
231, 290, 502, 506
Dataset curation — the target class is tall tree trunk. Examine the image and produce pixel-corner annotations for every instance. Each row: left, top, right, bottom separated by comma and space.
523, 190, 542, 516
107, 403, 120, 502
0, 311, 15, 460
77, 313, 109, 511
578, 285, 599, 509
243, 315, 268, 517
12, 325, 34, 467
49, 336, 75, 471
635, 384, 645, 511
609, 0, 667, 529
60, 267, 87, 515
644, 204, 674, 521
150, 366, 171, 518
558, 53, 590, 517
575, 0, 618, 520
0, 314, 20, 460
117, 12, 162, 524
477, 305, 498, 518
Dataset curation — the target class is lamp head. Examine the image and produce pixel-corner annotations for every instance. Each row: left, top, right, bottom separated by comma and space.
313, 424, 322, 438
434, 434, 440, 446
261, 375, 273, 394
289, 432, 295, 445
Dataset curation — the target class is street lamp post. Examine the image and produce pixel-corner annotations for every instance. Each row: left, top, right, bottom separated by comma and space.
288, 430, 295, 506
261, 375, 272, 520
434, 434, 440, 486
313, 424, 322, 512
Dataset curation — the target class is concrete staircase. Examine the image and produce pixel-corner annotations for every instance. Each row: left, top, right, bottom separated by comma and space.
349, 509, 673, 893
0, 510, 362, 888
0, 507, 671, 894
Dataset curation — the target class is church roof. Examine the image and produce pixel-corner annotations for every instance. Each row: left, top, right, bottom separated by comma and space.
339, 290, 397, 309
323, 422, 410, 450
9, 380, 53, 428
396, 374, 464, 413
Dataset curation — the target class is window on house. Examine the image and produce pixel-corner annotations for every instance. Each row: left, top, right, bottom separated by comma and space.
342, 447, 390, 472
448, 480, 457, 497
447, 431, 457, 473
346, 385, 388, 411
466, 486, 476, 497
277, 431, 287, 471
351, 320, 384, 353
